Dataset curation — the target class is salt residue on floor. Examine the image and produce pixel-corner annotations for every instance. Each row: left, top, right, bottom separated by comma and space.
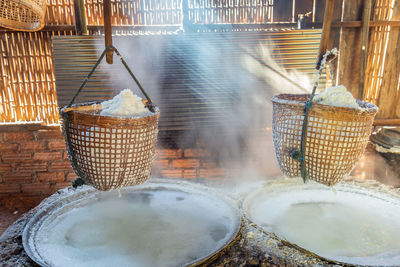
313, 85, 362, 110
100, 89, 149, 117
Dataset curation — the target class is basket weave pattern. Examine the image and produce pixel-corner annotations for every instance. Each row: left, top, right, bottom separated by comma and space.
62, 103, 160, 191
0, 0, 46, 31
272, 94, 378, 186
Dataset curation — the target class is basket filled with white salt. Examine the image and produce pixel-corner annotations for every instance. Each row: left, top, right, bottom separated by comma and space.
272, 50, 378, 186
60, 47, 159, 191
61, 89, 159, 191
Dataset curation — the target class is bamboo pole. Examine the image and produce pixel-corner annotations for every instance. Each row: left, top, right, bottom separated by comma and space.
359, 0, 373, 100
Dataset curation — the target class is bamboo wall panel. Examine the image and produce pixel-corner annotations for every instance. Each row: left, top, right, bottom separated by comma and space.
0, 31, 72, 125
83, 0, 182, 26
364, 0, 399, 119
46, 0, 75, 25
187, 0, 274, 24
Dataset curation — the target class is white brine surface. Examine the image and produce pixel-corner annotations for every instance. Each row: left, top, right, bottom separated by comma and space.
245, 180, 400, 266
34, 187, 239, 267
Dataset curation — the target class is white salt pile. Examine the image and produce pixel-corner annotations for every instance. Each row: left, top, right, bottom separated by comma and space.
100, 89, 149, 117
313, 85, 362, 110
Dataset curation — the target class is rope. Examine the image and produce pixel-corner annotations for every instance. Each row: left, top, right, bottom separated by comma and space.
298, 50, 332, 183
66, 45, 154, 111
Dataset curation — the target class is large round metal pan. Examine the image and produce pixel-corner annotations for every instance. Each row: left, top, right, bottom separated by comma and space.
242, 178, 400, 266
23, 179, 241, 267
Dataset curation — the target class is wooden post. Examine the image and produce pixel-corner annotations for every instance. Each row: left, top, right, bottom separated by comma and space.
359, 0, 372, 100
315, 0, 334, 70
103, 0, 113, 64
73, 0, 88, 35
337, 0, 363, 97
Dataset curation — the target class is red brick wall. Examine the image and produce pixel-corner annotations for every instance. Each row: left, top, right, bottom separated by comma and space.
1, 124, 279, 196
0, 124, 75, 196
0, 124, 240, 196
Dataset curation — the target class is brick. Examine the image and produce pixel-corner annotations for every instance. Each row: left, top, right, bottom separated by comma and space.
17, 163, 47, 173
50, 161, 73, 171
184, 148, 211, 158
0, 184, 21, 194
171, 159, 200, 168
49, 140, 66, 151
0, 164, 12, 173
36, 129, 62, 140
37, 172, 65, 183
0, 143, 18, 152
160, 169, 183, 178
4, 173, 33, 183
63, 151, 68, 159
201, 160, 218, 169
183, 169, 197, 179
199, 168, 225, 178
3, 132, 34, 142
153, 159, 169, 169
66, 172, 78, 181
155, 149, 183, 159
21, 183, 52, 195
19, 141, 46, 152
51, 182, 71, 191
2, 153, 32, 162
33, 152, 63, 161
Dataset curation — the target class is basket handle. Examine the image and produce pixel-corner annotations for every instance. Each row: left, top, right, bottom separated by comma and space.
66, 45, 155, 112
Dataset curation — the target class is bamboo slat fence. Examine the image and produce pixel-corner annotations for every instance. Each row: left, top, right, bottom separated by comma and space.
364, 0, 400, 119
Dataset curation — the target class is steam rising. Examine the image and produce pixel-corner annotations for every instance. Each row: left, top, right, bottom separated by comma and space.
98, 33, 315, 180
98, 33, 399, 185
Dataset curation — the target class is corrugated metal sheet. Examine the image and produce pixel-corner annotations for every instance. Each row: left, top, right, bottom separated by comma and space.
53, 30, 324, 133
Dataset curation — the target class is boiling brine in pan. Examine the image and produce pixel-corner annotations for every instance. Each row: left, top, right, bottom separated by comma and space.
34, 187, 239, 267
244, 180, 400, 266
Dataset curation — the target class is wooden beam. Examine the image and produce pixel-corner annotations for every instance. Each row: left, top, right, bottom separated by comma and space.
373, 119, 400, 126
316, 0, 334, 70
103, 0, 113, 64
359, 0, 372, 100
332, 20, 400, 27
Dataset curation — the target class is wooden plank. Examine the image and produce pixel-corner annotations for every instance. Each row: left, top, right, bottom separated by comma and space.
337, 0, 363, 98
376, 0, 400, 119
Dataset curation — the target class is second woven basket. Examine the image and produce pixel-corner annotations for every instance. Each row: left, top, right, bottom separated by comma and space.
272, 94, 378, 186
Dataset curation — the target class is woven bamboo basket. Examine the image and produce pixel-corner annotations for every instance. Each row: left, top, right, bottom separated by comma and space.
0, 0, 46, 31
61, 102, 160, 191
272, 94, 378, 186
